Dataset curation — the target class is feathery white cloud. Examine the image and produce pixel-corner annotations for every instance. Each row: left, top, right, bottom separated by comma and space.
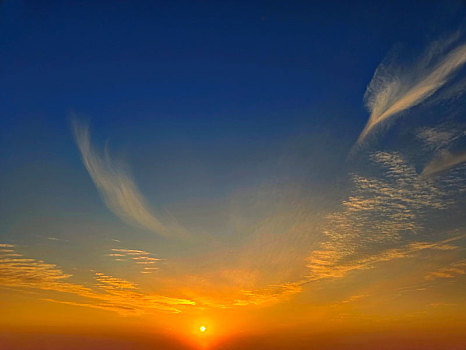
73, 120, 170, 236
358, 37, 466, 143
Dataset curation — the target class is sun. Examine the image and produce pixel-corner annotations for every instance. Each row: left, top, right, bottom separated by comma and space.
199, 326, 206, 333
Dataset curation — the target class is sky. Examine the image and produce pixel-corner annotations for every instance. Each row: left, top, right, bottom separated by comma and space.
1, 1, 466, 349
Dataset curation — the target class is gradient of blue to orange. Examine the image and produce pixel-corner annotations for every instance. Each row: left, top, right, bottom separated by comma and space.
1, 1, 466, 349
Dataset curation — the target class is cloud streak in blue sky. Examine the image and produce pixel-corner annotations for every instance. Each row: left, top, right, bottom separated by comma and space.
422, 150, 466, 177
358, 37, 466, 143
73, 120, 170, 237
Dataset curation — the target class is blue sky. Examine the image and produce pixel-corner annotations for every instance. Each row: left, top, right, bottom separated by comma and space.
2, 0, 464, 217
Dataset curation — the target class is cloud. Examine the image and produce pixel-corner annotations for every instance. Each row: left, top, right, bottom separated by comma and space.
417, 127, 460, 151
336, 152, 451, 241
0, 245, 92, 296
307, 236, 463, 281
42, 298, 145, 315
73, 120, 171, 237
108, 248, 162, 273
0, 244, 195, 315
358, 37, 466, 143
233, 282, 303, 307
110, 248, 153, 256
421, 150, 466, 176
95, 272, 138, 290
338, 293, 369, 304
168, 150, 465, 307
306, 151, 466, 281
425, 260, 466, 280
175, 275, 306, 309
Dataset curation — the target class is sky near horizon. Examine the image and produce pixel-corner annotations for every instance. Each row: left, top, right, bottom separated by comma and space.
1, 1, 466, 349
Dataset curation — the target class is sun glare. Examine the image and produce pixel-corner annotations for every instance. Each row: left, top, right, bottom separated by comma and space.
200, 326, 206, 332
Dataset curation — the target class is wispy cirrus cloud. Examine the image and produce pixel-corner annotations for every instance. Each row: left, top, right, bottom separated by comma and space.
416, 125, 466, 177
422, 150, 466, 177
417, 127, 461, 151
358, 35, 466, 143
73, 120, 174, 237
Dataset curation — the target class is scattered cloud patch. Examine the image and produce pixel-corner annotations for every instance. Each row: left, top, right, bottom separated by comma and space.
0, 244, 194, 315
108, 248, 161, 273
306, 152, 466, 281
417, 127, 460, 151
425, 260, 466, 280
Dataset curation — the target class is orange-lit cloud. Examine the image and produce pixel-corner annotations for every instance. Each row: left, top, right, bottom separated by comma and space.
307, 236, 462, 281
425, 260, 466, 280
0, 244, 195, 315
108, 248, 161, 273
233, 281, 303, 307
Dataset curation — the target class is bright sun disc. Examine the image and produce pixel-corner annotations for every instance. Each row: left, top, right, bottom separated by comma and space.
200, 326, 206, 332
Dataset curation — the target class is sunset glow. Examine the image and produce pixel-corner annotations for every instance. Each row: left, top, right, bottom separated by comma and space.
1, 1, 466, 350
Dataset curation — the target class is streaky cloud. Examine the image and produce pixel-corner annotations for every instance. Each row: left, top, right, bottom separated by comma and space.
233, 282, 303, 307
108, 248, 161, 274
425, 260, 466, 280
0, 245, 195, 315
358, 36, 466, 144
421, 149, 466, 177
73, 120, 171, 237
306, 236, 462, 281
